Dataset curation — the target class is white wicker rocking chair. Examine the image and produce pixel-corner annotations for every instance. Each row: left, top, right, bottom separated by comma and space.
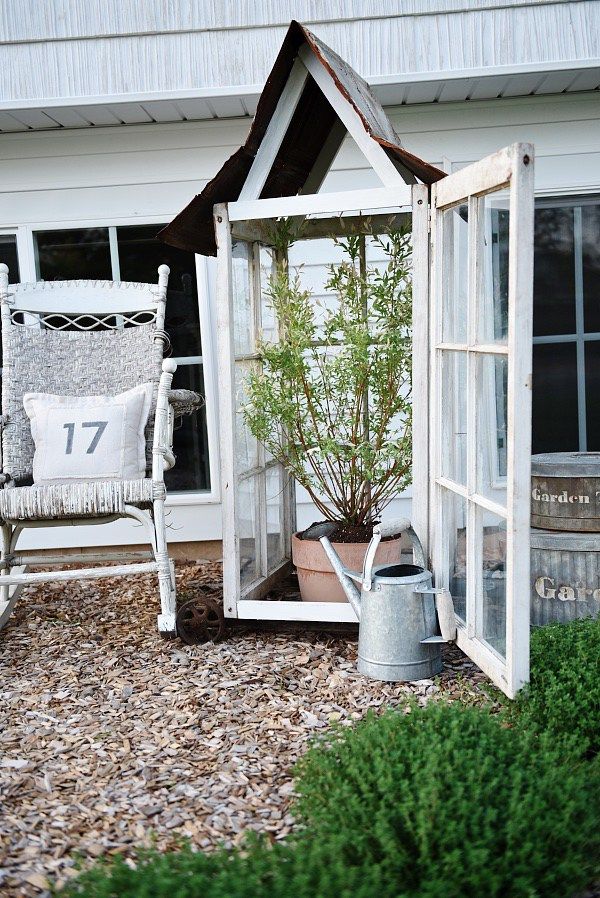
0, 263, 202, 637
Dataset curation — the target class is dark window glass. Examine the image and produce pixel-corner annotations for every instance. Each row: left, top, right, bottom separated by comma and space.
31, 224, 208, 492
533, 207, 575, 337
165, 365, 210, 492
491, 209, 509, 341
35, 228, 112, 280
0, 234, 20, 282
582, 205, 600, 333
117, 225, 201, 358
532, 342, 579, 454
585, 342, 600, 450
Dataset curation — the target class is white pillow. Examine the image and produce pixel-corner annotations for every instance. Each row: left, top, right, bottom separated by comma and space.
23, 384, 153, 484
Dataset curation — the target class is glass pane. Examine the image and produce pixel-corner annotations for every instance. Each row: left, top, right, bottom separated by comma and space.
117, 225, 201, 358
482, 512, 507, 658
35, 228, 112, 280
289, 238, 343, 342
533, 206, 575, 337
441, 207, 468, 344
164, 365, 210, 492
235, 361, 258, 474
532, 342, 579, 453
477, 354, 507, 504
585, 341, 600, 450
266, 464, 286, 572
582, 204, 600, 333
232, 242, 254, 357
480, 195, 509, 344
238, 476, 259, 590
441, 351, 467, 486
447, 491, 468, 622
0, 234, 19, 282
259, 245, 278, 345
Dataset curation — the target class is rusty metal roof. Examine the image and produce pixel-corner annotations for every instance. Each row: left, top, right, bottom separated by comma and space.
160, 20, 445, 256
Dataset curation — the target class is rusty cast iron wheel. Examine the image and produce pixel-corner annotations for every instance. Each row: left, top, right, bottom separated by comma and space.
176, 596, 225, 645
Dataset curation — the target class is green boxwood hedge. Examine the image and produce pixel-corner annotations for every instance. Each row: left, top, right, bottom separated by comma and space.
293, 703, 600, 898
60, 702, 600, 898
511, 616, 600, 757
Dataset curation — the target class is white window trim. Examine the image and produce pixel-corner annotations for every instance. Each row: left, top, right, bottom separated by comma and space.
7, 216, 221, 506
531, 194, 600, 453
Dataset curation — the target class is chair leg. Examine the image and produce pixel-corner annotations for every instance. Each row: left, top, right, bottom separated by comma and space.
153, 498, 177, 637
0, 522, 18, 632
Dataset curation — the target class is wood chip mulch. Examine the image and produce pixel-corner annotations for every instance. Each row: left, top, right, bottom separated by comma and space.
0, 561, 498, 897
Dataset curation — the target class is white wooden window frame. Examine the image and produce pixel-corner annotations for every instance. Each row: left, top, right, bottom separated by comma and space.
426, 143, 535, 698
5, 217, 220, 506
532, 194, 600, 452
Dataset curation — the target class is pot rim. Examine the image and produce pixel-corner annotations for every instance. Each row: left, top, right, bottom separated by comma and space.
292, 530, 403, 547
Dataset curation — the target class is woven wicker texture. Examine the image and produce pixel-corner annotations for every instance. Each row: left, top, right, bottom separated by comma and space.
2, 324, 161, 483
168, 389, 204, 418
0, 478, 155, 521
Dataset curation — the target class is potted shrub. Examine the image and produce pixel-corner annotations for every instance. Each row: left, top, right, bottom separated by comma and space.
244, 226, 413, 602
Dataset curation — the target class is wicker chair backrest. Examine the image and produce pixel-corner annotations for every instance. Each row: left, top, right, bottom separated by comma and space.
0, 271, 169, 484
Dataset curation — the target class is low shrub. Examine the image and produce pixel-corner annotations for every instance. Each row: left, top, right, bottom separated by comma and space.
57, 837, 392, 898
293, 702, 600, 898
60, 703, 600, 898
511, 616, 600, 757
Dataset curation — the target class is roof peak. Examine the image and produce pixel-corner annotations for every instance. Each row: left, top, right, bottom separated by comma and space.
161, 19, 444, 255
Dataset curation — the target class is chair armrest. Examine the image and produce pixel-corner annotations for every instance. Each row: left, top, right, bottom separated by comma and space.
152, 361, 177, 479
167, 389, 204, 417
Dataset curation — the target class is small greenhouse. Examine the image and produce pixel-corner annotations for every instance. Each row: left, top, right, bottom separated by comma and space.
163, 21, 535, 698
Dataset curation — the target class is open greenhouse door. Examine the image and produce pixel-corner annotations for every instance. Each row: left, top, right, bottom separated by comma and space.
214, 210, 297, 618
415, 143, 535, 698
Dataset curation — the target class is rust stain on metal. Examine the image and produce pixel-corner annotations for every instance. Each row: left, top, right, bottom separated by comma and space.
160, 20, 446, 257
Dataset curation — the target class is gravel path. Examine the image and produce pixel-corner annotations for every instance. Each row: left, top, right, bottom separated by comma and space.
0, 562, 496, 897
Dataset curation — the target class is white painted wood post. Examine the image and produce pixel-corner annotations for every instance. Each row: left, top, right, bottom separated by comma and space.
214, 204, 241, 619
411, 184, 430, 561
506, 143, 534, 696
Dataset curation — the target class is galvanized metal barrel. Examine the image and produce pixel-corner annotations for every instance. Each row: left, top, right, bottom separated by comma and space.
530, 528, 600, 625
531, 452, 600, 532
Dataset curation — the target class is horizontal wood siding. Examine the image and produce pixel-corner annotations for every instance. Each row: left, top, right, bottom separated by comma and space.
1, 2, 597, 103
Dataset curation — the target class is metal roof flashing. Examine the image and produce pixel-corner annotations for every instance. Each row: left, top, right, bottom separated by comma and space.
159, 20, 445, 256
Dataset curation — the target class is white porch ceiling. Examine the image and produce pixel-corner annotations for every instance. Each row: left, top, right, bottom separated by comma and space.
0, 61, 598, 134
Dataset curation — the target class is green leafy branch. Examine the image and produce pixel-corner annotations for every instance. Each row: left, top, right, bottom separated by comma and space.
244, 226, 413, 527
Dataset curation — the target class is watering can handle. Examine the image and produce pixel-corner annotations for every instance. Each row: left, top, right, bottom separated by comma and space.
374, 520, 427, 569
374, 518, 411, 539
362, 519, 427, 590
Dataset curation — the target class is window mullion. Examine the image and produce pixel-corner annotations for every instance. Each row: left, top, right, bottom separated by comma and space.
108, 227, 121, 281
466, 195, 483, 639
573, 206, 586, 450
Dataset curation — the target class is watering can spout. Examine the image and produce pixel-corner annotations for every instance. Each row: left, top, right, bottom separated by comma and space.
318, 534, 362, 617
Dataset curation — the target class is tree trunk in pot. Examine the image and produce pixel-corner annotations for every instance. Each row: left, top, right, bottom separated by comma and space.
291, 532, 404, 603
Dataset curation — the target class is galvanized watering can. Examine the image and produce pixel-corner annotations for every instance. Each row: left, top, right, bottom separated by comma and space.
319, 518, 456, 682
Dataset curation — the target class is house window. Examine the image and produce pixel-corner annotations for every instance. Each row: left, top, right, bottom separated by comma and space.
32, 225, 210, 492
0, 234, 20, 282
532, 197, 600, 453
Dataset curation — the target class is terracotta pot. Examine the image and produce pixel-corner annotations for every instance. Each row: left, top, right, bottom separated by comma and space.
291, 531, 403, 603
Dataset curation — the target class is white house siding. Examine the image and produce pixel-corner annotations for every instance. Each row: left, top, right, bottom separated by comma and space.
1, 1, 598, 106
1, 89, 599, 549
